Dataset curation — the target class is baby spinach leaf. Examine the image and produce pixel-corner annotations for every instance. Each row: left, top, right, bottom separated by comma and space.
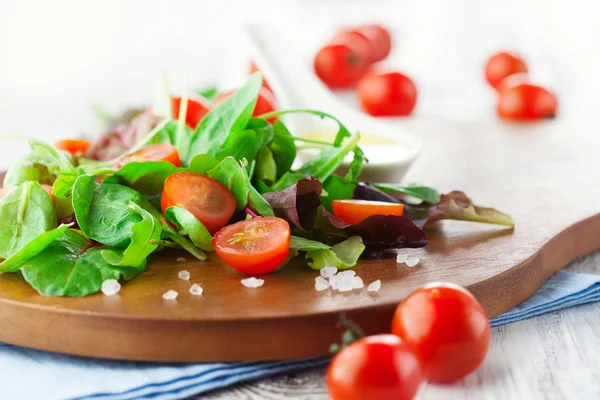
321, 176, 357, 212
196, 86, 219, 100
186, 73, 263, 163
205, 157, 250, 210
263, 177, 322, 231
0, 224, 71, 273
100, 203, 161, 268
165, 206, 213, 251
428, 191, 514, 227
21, 230, 141, 297
344, 145, 366, 181
104, 161, 184, 195
305, 236, 365, 270
216, 118, 274, 162
0, 181, 57, 262
248, 185, 275, 217
269, 120, 296, 179
19, 137, 78, 175
373, 183, 441, 205
4, 155, 54, 187
255, 146, 277, 184
290, 236, 331, 251
188, 154, 220, 174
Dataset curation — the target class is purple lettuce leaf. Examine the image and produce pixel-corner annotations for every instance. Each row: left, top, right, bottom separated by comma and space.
427, 191, 514, 227
262, 177, 323, 231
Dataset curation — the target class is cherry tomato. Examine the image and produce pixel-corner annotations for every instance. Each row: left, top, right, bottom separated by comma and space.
357, 24, 392, 62
331, 30, 375, 64
0, 184, 53, 200
392, 283, 491, 383
327, 334, 423, 400
215, 87, 277, 123
314, 44, 367, 88
485, 51, 528, 89
249, 61, 272, 91
54, 139, 91, 155
497, 83, 558, 121
332, 200, 404, 225
118, 144, 180, 168
162, 172, 236, 235
172, 94, 211, 130
357, 71, 417, 116
213, 217, 291, 275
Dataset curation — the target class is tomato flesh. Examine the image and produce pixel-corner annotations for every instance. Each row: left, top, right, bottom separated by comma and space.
119, 144, 180, 168
497, 83, 558, 121
357, 71, 417, 116
215, 87, 277, 123
332, 200, 404, 225
161, 172, 236, 235
327, 334, 423, 400
172, 95, 210, 129
357, 24, 392, 62
314, 44, 367, 88
54, 139, 91, 155
485, 51, 528, 90
213, 217, 290, 275
392, 283, 491, 383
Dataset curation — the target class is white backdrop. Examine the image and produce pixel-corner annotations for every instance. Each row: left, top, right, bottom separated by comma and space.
0, 0, 598, 167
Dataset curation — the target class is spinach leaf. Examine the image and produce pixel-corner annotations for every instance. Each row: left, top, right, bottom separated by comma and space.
4, 155, 54, 187
104, 161, 183, 195
254, 146, 277, 184
290, 236, 331, 251
305, 236, 365, 270
21, 230, 141, 296
321, 176, 357, 212
0, 224, 71, 273
0, 181, 57, 261
204, 157, 250, 210
188, 154, 219, 174
196, 86, 218, 100
165, 206, 213, 251
344, 145, 366, 181
248, 185, 275, 217
216, 118, 274, 162
186, 73, 263, 163
269, 120, 297, 180
100, 203, 161, 268
373, 183, 441, 205
19, 137, 78, 175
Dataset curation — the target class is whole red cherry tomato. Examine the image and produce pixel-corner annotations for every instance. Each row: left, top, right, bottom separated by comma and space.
215, 87, 277, 123
357, 24, 392, 62
392, 283, 491, 383
172, 94, 211, 130
497, 83, 558, 121
314, 44, 367, 88
357, 71, 417, 116
330, 30, 375, 64
327, 334, 423, 400
485, 51, 528, 90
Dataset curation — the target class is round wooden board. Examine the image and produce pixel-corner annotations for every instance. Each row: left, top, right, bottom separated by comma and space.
0, 120, 599, 362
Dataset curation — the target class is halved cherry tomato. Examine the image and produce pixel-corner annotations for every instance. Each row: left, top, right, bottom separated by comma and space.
213, 217, 290, 275
485, 51, 528, 89
497, 83, 558, 121
357, 71, 417, 116
172, 94, 211, 130
249, 61, 272, 91
54, 139, 92, 155
357, 24, 392, 62
119, 144, 180, 168
332, 200, 405, 225
0, 184, 53, 200
327, 334, 423, 400
161, 172, 236, 235
330, 30, 374, 64
314, 44, 367, 88
392, 283, 491, 383
215, 87, 278, 123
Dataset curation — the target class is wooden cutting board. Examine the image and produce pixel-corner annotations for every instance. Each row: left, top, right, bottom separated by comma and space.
0, 120, 598, 362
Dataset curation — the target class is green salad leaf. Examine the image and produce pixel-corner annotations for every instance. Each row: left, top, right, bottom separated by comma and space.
268, 120, 297, 180
305, 236, 365, 270
216, 118, 274, 162
165, 206, 213, 251
428, 191, 515, 226
254, 146, 277, 184
3, 155, 54, 187
373, 183, 441, 204
290, 236, 331, 251
104, 161, 183, 195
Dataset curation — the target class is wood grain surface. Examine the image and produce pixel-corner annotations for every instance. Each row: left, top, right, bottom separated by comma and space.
0, 120, 598, 362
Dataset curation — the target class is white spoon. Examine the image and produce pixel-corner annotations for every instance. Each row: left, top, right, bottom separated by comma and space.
243, 24, 422, 183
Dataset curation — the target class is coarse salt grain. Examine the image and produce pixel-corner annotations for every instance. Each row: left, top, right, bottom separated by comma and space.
338, 281, 354, 292
329, 275, 341, 290
396, 253, 407, 264
368, 280, 382, 292
405, 256, 420, 267
241, 277, 264, 288
189, 284, 203, 296
320, 265, 337, 278
176, 257, 186, 262
315, 276, 329, 291
178, 270, 191, 280
101, 279, 120, 296
162, 289, 178, 300
352, 276, 364, 289
338, 270, 356, 278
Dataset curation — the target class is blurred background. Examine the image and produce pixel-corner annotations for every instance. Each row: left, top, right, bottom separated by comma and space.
0, 0, 598, 168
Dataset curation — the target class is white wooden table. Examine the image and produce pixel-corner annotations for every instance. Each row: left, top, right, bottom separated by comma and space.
205, 252, 600, 399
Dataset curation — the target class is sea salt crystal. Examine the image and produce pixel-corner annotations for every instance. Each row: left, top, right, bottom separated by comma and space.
320, 265, 338, 278
352, 276, 364, 289
338, 281, 354, 292
396, 253, 408, 264
176, 257, 186, 262
178, 270, 191, 280
101, 279, 121, 296
405, 256, 420, 267
315, 276, 329, 291
338, 270, 356, 278
241, 277, 264, 288
163, 289, 179, 300
329, 275, 341, 290
368, 280, 382, 292
189, 284, 203, 296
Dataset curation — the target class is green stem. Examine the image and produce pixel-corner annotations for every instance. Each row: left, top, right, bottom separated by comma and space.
281, 134, 334, 147
170, 234, 207, 261
149, 239, 182, 249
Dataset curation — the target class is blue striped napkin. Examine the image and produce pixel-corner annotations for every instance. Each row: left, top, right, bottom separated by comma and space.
1, 270, 599, 400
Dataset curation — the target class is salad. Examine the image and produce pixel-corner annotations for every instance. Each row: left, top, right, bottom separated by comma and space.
0, 73, 513, 297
